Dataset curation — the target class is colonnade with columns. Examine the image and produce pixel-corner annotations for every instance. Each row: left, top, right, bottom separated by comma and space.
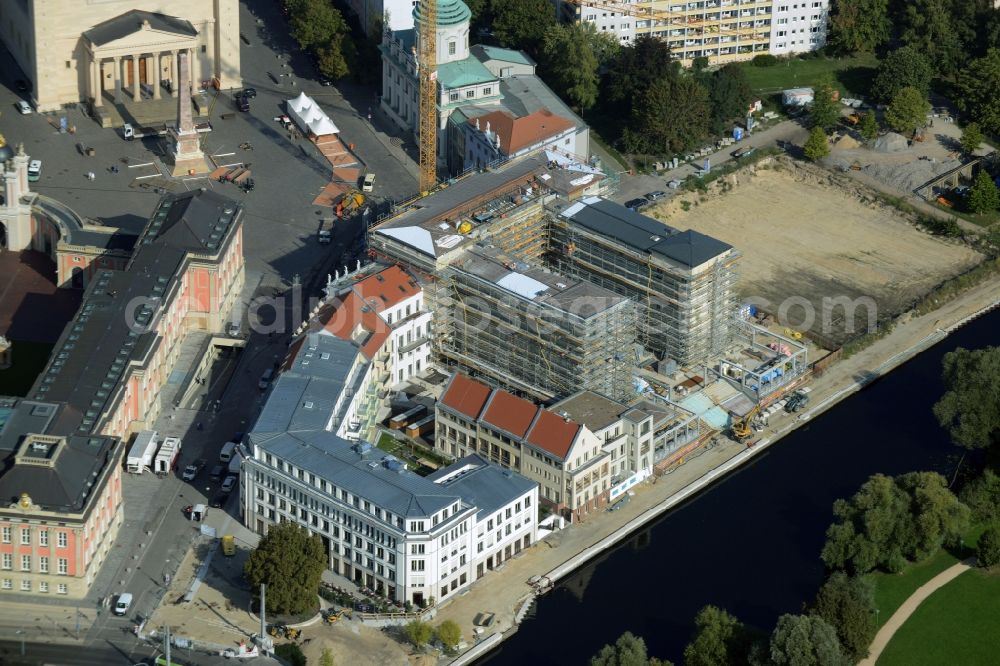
88, 47, 199, 107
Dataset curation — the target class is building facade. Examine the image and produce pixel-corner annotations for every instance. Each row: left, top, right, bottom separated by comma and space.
0, 2, 240, 112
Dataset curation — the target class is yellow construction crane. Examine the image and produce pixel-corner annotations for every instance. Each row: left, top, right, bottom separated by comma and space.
417, 0, 438, 194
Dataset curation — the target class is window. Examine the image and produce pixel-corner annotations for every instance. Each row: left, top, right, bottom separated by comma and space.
411, 544, 425, 554
65, 60, 71, 69
410, 559, 425, 572
1, 554, 10, 570
20, 528, 30, 545
483, 87, 492, 96
20, 555, 30, 571
1, 527, 9, 543
39, 581, 48, 593
39, 530, 48, 547
466, 90, 475, 98
57, 532, 67, 548
57, 558, 68, 575
1, 579, 10, 590
39, 557, 48, 573
449, 92, 459, 102
448, 41, 456, 55
20, 579, 30, 591
57, 583, 67, 594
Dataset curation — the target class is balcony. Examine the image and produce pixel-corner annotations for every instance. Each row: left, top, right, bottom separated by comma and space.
398, 336, 430, 355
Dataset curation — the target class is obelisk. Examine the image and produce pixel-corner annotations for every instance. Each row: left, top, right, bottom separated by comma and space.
168, 50, 210, 175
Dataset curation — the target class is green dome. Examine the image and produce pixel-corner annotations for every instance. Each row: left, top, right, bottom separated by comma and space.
413, 0, 471, 27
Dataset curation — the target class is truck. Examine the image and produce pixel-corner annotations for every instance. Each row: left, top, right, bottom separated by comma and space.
317, 218, 334, 244
219, 440, 238, 463
126, 430, 159, 474
123, 122, 212, 141
228, 450, 243, 476
154, 436, 182, 475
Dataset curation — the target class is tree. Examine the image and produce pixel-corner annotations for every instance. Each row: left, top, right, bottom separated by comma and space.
490, 0, 556, 55
859, 111, 879, 142
955, 49, 1000, 135
436, 619, 462, 653
604, 36, 677, 112
812, 572, 877, 663
275, 643, 307, 666
768, 614, 849, 666
809, 82, 841, 131
900, 0, 965, 77
243, 522, 325, 615
828, 0, 891, 53
895, 472, 971, 561
708, 65, 754, 133
934, 347, 1000, 449
683, 605, 752, 666
959, 469, 1000, 522
591, 631, 658, 666
632, 75, 710, 155
871, 46, 934, 102
960, 122, 985, 156
320, 647, 335, 666
287, 0, 352, 79
968, 169, 1000, 214
884, 86, 930, 135
405, 619, 434, 649
803, 127, 830, 162
977, 523, 1000, 567
540, 23, 600, 111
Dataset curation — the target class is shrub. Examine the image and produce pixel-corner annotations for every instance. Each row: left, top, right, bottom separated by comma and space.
977, 523, 1000, 567
275, 643, 307, 666
753, 53, 779, 67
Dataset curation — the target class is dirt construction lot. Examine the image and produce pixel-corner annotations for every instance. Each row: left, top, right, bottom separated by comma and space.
648, 159, 982, 345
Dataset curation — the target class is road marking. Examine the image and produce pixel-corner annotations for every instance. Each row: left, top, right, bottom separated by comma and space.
213, 152, 236, 158
128, 162, 155, 168
134, 174, 160, 180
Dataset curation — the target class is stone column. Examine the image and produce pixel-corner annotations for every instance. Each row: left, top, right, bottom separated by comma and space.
188, 48, 197, 92
112, 56, 121, 102
131, 55, 141, 102
153, 53, 161, 100
91, 57, 102, 107
170, 50, 178, 97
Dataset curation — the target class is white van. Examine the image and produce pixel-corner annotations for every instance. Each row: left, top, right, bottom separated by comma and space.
122, 123, 134, 140
114, 592, 133, 616
219, 440, 238, 463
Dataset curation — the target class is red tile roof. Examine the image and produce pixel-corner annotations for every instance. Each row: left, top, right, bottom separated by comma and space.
475, 108, 575, 156
481, 390, 538, 438
352, 265, 419, 312
525, 409, 580, 459
439, 373, 492, 419
316, 291, 390, 360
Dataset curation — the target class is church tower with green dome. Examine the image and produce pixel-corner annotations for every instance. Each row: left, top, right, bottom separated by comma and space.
412, 0, 472, 66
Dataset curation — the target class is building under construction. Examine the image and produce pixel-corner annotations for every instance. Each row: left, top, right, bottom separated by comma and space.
368, 152, 738, 402
548, 197, 740, 367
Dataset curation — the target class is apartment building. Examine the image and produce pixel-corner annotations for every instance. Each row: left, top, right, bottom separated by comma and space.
243, 377, 537, 605
434, 374, 701, 520
557, 0, 830, 65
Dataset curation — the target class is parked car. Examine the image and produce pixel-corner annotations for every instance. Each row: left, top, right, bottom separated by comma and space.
122, 123, 135, 140
645, 190, 666, 201
242, 88, 257, 99
225, 321, 241, 337
667, 179, 683, 189
953, 185, 970, 198
258, 368, 274, 390
221, 475, 237, 493
236, 94, 250, 112
114, 593, 133, 616
732, 145, 756, 159
362, 173, 376, 193
210, 464, 225, 480
181, 459, 206, 481
15, 100, 31, 115
624, 197, 649, 211
27, 160, 41, 182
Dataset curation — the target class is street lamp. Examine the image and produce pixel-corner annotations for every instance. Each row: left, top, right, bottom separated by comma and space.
15, 628, 24, 656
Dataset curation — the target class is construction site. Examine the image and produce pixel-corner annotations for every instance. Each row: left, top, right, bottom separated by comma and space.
648, 156, 983, 348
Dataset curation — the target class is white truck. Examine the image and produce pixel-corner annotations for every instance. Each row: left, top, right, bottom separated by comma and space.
126, 430, 159, 474
154, 437, 182, 476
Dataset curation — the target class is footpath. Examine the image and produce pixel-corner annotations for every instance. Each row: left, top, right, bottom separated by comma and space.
858, 559, 975, 666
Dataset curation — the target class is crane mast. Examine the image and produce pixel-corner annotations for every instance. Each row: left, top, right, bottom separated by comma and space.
417, 0, 438, 194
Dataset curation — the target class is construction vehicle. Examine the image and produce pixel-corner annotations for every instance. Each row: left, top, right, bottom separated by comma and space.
323, 608, 351, 625
267, 623, 301, 640
335, 190, 365, 219
936, 195, 954, 208
731, 404, 761, 441
784, 390, 811, 413
845, 113, 861, 126
783, 328, 803, 341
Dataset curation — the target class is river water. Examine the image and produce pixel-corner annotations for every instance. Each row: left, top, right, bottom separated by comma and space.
479, 309, 999, 665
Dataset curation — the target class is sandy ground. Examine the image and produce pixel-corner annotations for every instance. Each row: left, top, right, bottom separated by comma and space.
647, 160, 982, 345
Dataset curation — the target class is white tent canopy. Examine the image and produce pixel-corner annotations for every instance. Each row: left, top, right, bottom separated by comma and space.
286, 92, 339, 137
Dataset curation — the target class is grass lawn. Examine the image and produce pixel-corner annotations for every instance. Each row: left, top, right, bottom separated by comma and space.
0, 341, 53, 397
937, 205, 1000, 228
877, 568, 1000, 666
867, 549, 961, 628
738, 54, 879, 97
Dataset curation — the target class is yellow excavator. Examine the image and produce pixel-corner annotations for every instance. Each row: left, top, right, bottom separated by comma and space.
731, 404, 762, 441
335, 190, 365, 219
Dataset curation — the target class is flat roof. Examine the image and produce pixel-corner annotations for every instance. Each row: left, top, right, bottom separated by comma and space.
553, 197, 734, 269
550, 390, 628, 431
427, 454, 535, 520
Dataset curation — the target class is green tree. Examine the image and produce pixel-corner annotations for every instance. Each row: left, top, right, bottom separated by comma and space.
828, 0, 891, 53
884, 86, 930, 135
287, 0, 352, 79
540, 23, 600, 111
809, 82, 841, 131
604, 36, 677, 112
708, 65, 754, 133
320, 647, 335, 666
955, 49, 1000, 135
683, 605, 751, 666
896, 471, 971, 561
812, 572, 877, 663
275, 643, 307, 666
490, 0, 556, 55
632, 75, 710, 155
405, 619, 434, 649
591, 631, 657, 666
769, 614, 849, 666
977, 522, 1000, 567
900, 0, 964, 77
436, 619, 462, 653
960, 122, 986, 156
959, 469, 1000, 521
968, 169, 1000, 214
243, 522, 325, 615
860, 111, 879, 142
934, 346, 1000, 449
871, 46, 934, 102
803, 127, 830, 162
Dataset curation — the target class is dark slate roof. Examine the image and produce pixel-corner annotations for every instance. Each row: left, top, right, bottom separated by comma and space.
83, 10, 198, 46
0, 398, 119, 513
557, 197, 732, 269
426, 454, 536, 520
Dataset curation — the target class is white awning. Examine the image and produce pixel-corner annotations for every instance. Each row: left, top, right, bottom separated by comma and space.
286, 92, 339, 137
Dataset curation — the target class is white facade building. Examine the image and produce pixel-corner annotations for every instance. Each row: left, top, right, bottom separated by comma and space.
769, 0, 830, 55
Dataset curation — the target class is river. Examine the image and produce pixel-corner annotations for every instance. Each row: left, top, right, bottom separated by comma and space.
479, 308, 999, 665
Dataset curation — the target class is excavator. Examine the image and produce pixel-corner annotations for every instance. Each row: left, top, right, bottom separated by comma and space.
731, 404, 762, 441
335, 190, 365, 219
